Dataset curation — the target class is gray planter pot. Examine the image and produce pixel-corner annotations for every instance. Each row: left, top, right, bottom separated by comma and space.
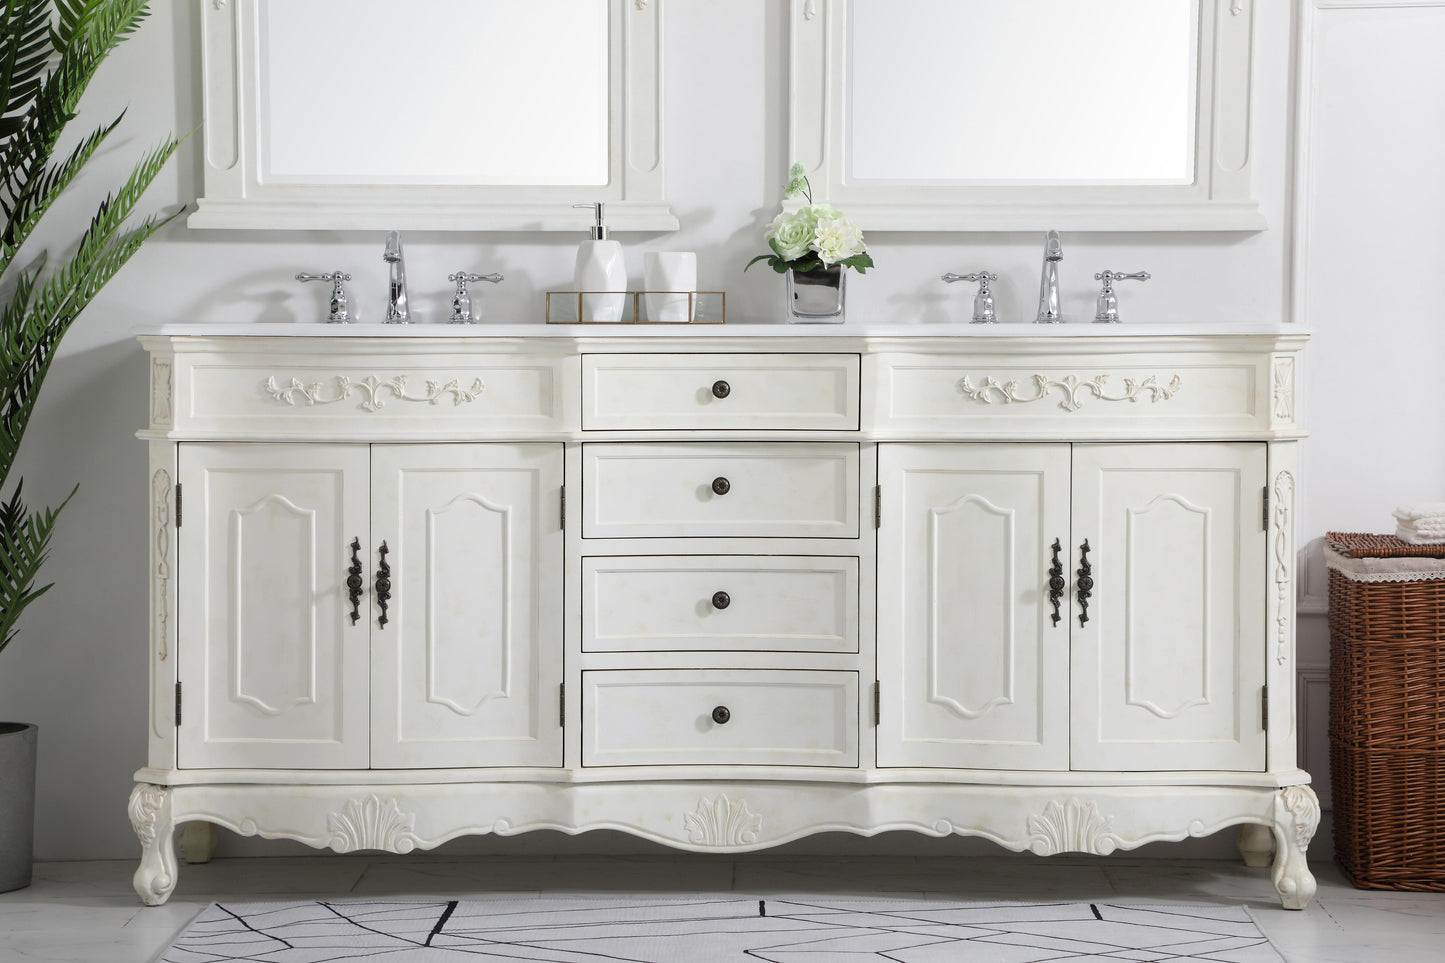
0, 722, 37, 893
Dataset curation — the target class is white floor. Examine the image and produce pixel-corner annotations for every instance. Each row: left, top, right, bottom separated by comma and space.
0, 853, 1441, 962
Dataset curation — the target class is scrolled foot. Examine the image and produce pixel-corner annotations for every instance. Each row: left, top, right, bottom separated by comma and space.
1271, 785, 1320, 910
129, 783, 178, 906
1236, 822, 1275, 868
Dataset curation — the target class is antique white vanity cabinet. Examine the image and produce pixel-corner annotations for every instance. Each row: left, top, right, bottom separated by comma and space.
133, 324, 1318, 908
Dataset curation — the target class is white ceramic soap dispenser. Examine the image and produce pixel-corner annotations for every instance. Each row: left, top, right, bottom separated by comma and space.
573, 202, 627, 322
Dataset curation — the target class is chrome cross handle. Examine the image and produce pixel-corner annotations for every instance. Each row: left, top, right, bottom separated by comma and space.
943, 271, 999, 324
296, 271, 353, 323
447, 271, 504, 324
1093, 270, 1151, 324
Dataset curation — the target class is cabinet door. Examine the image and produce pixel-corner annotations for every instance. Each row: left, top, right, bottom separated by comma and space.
177, 444, 371, 769
370, 444, 563, 768
1071, 443, 1267, 771
878, 444, 1071, 769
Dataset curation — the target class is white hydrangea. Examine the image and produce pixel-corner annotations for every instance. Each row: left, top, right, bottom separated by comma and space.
813, 214, 866, 265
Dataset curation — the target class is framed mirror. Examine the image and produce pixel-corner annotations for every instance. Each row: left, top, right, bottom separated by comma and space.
789, 0, 1263, 231
191, 0, 675, 231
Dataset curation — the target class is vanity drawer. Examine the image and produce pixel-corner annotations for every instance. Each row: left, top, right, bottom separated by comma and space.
582, 443, 860, 539
582, 353, 860, 430
583, 556, 858, 653
582, 669, 858, 768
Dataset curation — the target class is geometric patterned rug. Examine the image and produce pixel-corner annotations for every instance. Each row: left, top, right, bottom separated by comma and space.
157, 897, 1285, 962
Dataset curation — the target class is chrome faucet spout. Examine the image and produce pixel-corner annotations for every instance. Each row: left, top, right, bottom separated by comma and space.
1034, 229, 1064, 324
384, 230, 409, 324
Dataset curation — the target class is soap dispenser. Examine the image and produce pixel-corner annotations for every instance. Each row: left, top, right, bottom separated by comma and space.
573, 202, 627, 322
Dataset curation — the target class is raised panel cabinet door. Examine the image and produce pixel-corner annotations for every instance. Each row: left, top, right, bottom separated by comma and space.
877, 443, 1071, 769
1070, 443, 1267, 772
370, 444, 563, 768
177, 443, 371, 769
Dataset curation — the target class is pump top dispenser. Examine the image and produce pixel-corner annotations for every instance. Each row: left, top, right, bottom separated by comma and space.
573, 202, 627, 322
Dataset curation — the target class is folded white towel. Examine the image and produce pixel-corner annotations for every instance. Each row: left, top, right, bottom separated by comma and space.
1397, 517, 1445, 534
1394, 503, 1445, 522
1397, 524, 1445, 545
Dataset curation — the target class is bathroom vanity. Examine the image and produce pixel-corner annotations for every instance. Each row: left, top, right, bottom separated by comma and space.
131, 324, 1317, 908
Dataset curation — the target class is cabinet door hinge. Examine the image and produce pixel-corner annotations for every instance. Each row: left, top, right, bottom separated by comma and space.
1262, 485, 1269, 532
873, 485, 882, 529
873, 681, 881, 726
175, 482, 183, 528
1261, 684, 1269, 732
559, 682, 565, 728
175, 681, 182, 727
560, 486, 566, 529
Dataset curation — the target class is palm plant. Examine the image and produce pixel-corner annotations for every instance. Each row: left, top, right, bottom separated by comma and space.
0, 0, 179, 654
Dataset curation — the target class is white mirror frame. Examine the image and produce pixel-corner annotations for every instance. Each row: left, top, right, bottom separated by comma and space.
788, 0, 1264, 232
189, 0, 676, 232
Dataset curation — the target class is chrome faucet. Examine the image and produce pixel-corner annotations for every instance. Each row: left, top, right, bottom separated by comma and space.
1034, 230, 1064, 324
383, 231, 409, 323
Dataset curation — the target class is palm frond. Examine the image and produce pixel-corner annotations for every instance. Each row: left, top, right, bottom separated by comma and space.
0, 480, 74, 654
0, 0, 175, 657
0, 0, 53, 140
0, 0, 148, 274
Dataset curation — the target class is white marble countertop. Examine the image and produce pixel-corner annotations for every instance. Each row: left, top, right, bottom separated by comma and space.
137, 321, 1307, 338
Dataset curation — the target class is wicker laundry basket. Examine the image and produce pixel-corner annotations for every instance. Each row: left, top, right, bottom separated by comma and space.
1326, 532, 1445, 891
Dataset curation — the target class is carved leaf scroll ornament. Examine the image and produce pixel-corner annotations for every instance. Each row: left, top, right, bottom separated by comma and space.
684, 795, 763, 847
325, 795, 421, 853
1027, 798, 1122, 855
958, 373, 1182, 412
263, 374, 485, 412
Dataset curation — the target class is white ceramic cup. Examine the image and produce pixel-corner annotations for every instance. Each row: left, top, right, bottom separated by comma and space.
643, 251, 697, 322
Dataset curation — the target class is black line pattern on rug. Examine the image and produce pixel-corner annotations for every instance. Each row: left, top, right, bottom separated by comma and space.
159, 898, 1284, 962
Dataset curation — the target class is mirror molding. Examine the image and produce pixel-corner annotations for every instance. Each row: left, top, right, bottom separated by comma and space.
189, 0, 676, 232
788, 0, 1265, 232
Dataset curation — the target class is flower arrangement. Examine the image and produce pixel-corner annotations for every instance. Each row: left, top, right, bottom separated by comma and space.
746, 164, 874, 276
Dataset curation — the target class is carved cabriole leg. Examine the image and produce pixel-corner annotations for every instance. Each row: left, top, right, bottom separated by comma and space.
1271, 786, 1320, 910
129, 784, 177, 906
179, 821, 218, 864
1236, 823, 1275, 868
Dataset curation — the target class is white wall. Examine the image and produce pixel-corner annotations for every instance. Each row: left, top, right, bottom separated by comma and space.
1291, 0, 1445, 819
0, 0, 1326, 862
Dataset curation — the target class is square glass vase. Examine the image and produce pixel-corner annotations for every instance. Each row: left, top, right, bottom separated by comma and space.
786, 265, 846, 324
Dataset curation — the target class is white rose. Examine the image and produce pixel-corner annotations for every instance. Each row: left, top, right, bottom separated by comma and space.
813, 215, 866, 265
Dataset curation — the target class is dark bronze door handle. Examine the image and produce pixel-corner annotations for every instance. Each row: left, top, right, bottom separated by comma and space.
1047, 538, 1065, 627
346, 537, 364, 625
1077, 539, 1093, 627
376, 540, 392, 629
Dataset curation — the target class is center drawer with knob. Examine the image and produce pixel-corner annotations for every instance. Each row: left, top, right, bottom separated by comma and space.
582, 555, 859, 654
581, 442, 860, 539
581, 669, 859, 767
582, 353, 861, 430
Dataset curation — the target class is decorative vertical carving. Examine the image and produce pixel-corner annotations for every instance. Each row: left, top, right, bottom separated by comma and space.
1230, 0, 1246, 15
1272, 786, 1319, 910
1272, 357, 1295, 422
325, 795, 421, 853
1028, 799, 1121, 856
151, 471, 171, 663
684, 795, 763, 846
129, 784, 177, 906
1272, 471, 1295, 666
151, 359, 172, 426
803, 0, 819, 20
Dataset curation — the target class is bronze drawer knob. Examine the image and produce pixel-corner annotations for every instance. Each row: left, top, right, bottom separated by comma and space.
711, 591, 731, 610
711, 705, 731, 725
711, 476, 731, 496
712, 380, 731, 399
